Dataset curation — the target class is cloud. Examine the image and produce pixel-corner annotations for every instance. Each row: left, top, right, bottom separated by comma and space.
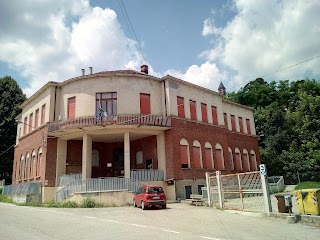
202, 18, 221, 36
0, 0, 142, 97
201, 0, 320, 88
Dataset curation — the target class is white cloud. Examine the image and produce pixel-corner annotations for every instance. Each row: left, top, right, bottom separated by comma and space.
201, 0, 320, 88
202, 18, 221, 36
0, 0, 142, 97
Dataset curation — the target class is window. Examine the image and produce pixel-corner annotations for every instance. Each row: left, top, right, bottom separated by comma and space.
205, 142, 214, 169
193, 140, 202, 168
67, 97, 76, 119
231, 115, 236, 132
198, 185, 205, 195
177, 96, 185, 118
228, 147, 234, 170
136, 151, 143, 165
23, 117, 27, 135
224, 113, 228, 130
31, 150, 36, 178
215, 143, 224, 170
234, 148, 242, 171
189, 100, 197, 120
96, 92, 117, 120
20, 155, 24, 180
246, 119, 251, 134
92, 150, 100, 167
25, 153, 30, 180
250, 150, 257, 170
36, 148, 42, 177
201, 103, 208, 123
140, 93, 151, 114
29, 113, 33, 132
41, 104, 46, 125
180, 139, 190, 168
211, 106, 218, 125
243, 149, 249, 171
238, 117, 244, 133
35, 109, 39, 128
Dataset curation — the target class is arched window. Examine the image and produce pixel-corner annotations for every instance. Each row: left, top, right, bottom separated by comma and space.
18, 155, 24, 181
215, 143, 224, 170
92, 150, 100, 167
31, 150, 36, 178
37, 148, 43, 177
205, 142, 214, 169
243, 149, 250, 171
25, 152, 30, 180
193, 140, 203, 168
228, 147, 234, 170
250, 150, 257, 170
234, 148, 242, 171
180, 139, 190, 168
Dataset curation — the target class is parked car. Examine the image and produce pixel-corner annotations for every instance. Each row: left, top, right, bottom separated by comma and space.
133, 185, 166, 210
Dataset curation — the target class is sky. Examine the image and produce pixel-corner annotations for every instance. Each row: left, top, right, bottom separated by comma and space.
0, 0, 319, 97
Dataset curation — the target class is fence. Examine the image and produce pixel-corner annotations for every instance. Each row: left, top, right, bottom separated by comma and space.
3, 182, 41, 196
59, 173, 82, 187
131, 169, 164, 181
268, 176, 285, 193
55, 177, 142, 202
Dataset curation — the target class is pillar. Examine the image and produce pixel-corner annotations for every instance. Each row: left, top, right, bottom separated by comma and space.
82, 134, 92, 180
124, 131, 130, 178
157, 132, 166, 179
55, 139, 67, 186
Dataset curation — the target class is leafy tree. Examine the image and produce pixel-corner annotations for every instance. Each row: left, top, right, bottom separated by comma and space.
0, 76, 26, 184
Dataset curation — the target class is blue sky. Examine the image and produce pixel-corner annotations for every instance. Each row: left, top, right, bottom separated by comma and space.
0, 0, 319, 97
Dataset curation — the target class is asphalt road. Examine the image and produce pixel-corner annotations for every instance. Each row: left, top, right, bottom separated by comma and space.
1, 202, 319, 240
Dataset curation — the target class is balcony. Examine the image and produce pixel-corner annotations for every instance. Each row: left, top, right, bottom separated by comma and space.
48, 114, 171, 134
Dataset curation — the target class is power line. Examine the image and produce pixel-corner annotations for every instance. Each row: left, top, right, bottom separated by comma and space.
0, 144, 14, 156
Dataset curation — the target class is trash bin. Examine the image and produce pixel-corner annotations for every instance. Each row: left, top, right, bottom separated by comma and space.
293, 189, 320, 215
275, 194, 293, 213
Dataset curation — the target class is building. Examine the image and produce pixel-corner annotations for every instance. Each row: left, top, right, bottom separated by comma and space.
13, 65, 260, 202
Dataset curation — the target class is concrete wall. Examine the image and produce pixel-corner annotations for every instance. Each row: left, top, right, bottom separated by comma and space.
42, 187, 56, 203
175, 179, 207, 200
11, 194, 41, 204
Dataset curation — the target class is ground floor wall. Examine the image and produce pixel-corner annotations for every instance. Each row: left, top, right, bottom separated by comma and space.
175, 179, 207, 200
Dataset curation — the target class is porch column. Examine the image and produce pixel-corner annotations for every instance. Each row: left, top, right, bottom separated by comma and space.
157, 132, 167, 179
82, 134, 92, 180
124, 131, 130, 178
55, 139, 67, 186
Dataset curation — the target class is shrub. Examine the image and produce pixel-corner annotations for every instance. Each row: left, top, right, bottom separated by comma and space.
17, 202, 42, 207
61, 201, 79, 208
0, 186, 3, 195
0, 195, 13, 203
295, 181, 320, 190
80, 198, 99, 208
46, 200, 60, 208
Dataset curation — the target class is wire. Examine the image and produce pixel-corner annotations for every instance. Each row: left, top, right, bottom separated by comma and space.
0, 144, 14, 156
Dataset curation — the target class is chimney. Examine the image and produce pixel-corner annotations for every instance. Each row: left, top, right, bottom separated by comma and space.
81, 69, 85, 76
218, 82, 226, 96
89, 67, 93, 74
141, 65, 148, 74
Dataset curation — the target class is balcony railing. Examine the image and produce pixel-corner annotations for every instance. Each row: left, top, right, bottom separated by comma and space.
130, 169, 164, 181
48, 114, 171, 133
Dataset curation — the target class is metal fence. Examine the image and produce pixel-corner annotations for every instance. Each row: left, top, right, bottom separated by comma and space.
59, 173, 82, 187
131, 169, 164, 181
3, 182, 41, 195
268, 176, 285, 193
55, 177, 142, 202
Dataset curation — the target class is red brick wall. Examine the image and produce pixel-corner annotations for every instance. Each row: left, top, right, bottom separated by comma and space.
164, 117, 260, 180
45, 137, 57, 187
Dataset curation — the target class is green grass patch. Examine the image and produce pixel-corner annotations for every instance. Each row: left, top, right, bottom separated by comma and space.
0, 194, 13, 203
17, 202, 42, 207
0, 186, 3, 195
295, 181, 320, 190
80, 198, 103, 208
60, 201, 79, 208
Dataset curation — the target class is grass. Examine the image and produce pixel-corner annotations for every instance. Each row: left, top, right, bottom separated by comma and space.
0, 186, 3, 195
0, 194, 13, 203
294, 181, 320, 190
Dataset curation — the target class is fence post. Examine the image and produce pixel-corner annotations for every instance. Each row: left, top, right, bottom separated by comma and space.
216, 171, 223, 209
260, 164, 272, 216
205, 172, 211, 207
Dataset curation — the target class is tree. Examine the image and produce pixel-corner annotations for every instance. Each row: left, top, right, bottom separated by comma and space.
0, 76, 26, 184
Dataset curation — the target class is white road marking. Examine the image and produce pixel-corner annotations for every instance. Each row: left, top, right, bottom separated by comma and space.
85, 216, 96, 219
103, 219, 120, 223
131, 224, 147, 228
200, 236, 221, 240
162, 229, 180, 234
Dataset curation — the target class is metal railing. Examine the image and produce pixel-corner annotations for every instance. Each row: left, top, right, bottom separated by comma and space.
48, 114, 171, 133
131, 169, 164, 181
59, 173, 82, 187
3, 182, 41, 195
268, 176, 285, 193
55, 177, 142, 202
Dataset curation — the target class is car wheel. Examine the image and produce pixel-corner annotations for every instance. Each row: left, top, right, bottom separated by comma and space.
141, 201, 146, 210
162, 204, 166, 209
133, 200, 137, 207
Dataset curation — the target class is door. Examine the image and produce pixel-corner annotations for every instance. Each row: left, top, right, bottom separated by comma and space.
113, 147, 124, 177
146, 159, 153, 169
185, 185, 192, 199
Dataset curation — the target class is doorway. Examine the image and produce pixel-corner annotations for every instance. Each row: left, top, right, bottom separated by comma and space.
113, 147, 124, 177
185, 185, 192, 199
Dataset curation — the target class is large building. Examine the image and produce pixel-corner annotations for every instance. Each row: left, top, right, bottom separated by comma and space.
13, 65, 260, 202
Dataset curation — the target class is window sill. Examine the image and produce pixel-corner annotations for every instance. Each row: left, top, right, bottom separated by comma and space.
181, 168, 191, 170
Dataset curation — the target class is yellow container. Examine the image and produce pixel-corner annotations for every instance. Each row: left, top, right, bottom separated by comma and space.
293, 188, 320, 215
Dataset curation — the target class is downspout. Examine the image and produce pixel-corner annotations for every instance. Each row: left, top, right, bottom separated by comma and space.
163, 79, 168, 116
53, 86, 57, 121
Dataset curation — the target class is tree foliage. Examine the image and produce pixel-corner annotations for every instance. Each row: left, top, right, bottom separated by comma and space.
228, 78, 320, 183
0, 76, 26, 183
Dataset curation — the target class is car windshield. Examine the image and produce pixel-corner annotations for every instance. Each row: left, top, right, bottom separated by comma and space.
147, 187, 164, 194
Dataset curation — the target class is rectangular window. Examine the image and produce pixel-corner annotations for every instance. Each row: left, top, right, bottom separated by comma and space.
231, 115, 236, 132
177, 96, 185, 118
180, 145, 189, 168
23, 117, 27, 135
238, 117, 244, 133
67, 97, 76, 119
211, 106, 218, 125
41, 104, 46, 125
201, 103, 208, 123
140, 93, 151, 114
246, 119, 251, 134
35, 109, 39, 128
193, 146, 201, 168
189, 100, 197, 120
96, 92, 117, 119
205, 148, 213, 169
29, 113, 33, 132
223, 113, 228, 130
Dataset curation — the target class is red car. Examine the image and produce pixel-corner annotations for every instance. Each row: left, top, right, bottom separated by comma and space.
133, 185, 166, 210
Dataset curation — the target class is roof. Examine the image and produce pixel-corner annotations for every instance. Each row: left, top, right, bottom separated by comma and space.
218, 81, 225, 90
95, 69, 147, 75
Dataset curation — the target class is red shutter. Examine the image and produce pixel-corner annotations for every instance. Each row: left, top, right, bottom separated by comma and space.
250, 154, 257, 170
215, 149, 223, 169
201, 103, 208, 123
190, 100, 197, 120
35, 109, 39, 128
238, 117, 243, 133
211, 106, 218, 125
205, 148, 212, 169
177, 96, 185, 118
140, 93, 151, 114
23, 117, 27, 135
193, 146, 201, 168
243, 154, 249, 171
231, 115, 236, 131
41, 104, 46, 125
235, 153, 241, 171
68, 97, 76, 119
180, 145, 188, 166
246, 119, 251, 134
29, 113, 33, 132
224, 113, 228, 129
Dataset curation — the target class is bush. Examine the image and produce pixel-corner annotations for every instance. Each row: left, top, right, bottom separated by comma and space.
17, 202, 42, 207
61, 201, 79, 208
0, 186, 3, 195
80, 198, 101, 208
295, 181, 320, 190
46, 200, 60, 208
0, 195, 13, 203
